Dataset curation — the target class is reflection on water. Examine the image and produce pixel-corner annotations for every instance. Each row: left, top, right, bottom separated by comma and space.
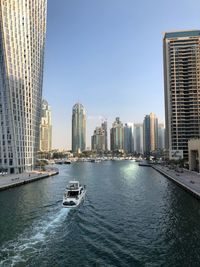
0, 161, 200, 266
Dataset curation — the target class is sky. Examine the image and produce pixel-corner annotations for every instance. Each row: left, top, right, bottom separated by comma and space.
43, 0, 200, 150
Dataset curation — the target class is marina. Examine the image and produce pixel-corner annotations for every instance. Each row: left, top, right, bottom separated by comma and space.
1, 161, 200, 266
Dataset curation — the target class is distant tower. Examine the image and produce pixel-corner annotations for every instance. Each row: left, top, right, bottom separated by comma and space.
101, 120, 108, 151
143, 113, 158, 154
40, 100, 52, 152
91, 120, 107, 153
134, 124, 143, 154
0, 0, 47, 174
124, 123, 134, 154
163, 30, 200, 159
72, 103, 86, 153
91, 127, 106, 152
110, 117, 124, 152
158, 123, 165, 150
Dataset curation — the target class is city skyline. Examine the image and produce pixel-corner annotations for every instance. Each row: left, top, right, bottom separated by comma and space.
43, 0, 200, 149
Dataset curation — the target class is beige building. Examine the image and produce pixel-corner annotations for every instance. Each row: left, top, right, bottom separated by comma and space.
188, 139, 200, 172
0, 0, 47, 173
143, 113, 158, 154
91, 126, 106, 152
163, 30, 200, 160
40, 100, 52, 152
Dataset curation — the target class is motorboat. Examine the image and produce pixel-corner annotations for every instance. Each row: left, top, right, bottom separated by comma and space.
91, 158, 101, 163
62, 181, 86, 208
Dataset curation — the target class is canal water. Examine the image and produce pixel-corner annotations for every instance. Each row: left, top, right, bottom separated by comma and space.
0, 161, 200, 266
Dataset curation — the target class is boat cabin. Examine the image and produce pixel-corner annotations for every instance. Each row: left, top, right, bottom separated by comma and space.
69, 181, 79, 190
68, 190, 79, 197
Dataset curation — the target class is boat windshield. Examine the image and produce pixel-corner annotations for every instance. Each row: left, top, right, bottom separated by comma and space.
68, 191, 79, 197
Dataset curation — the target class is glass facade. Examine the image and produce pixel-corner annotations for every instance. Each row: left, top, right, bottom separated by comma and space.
143, 113, 158, 154
0, 0, 47, 173
110, 117, 124, 152
72, 103, 86, 153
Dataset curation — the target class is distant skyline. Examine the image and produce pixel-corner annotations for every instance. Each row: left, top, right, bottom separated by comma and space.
43, 0, 200, 149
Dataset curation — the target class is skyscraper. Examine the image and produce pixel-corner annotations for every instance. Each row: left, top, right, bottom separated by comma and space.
163, 30, 200, 159
101, 120, 108, 151
134, 124, 143, 154
158, 123, 165, 150
124, 123, 134, 154
91, 120, 107, 153
143, 113, 158, 155
91, 127, 106, 152
110, 117, 124, 152
0, 0, 47, 174
40, 100, 52, 152
72, 103, 86, 153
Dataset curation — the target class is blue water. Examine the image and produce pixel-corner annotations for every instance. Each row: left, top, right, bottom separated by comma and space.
0, 161, 200, 266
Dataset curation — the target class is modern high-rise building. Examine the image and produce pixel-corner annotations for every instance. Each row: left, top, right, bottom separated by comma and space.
124, 123, 134, 154
134, 124, 143, 154
110, 117, 124, 152
0, 0, 47, 174
101, 120, 108, 151
91, 126, 106, 152
163, 30, 200, 159
72, 103, 86, 153
158, 123, 165, 150
40, 100, 52, 152
143, 113, 158, 155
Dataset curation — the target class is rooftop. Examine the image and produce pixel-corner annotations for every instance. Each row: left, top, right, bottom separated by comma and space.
164, 30, 200, 39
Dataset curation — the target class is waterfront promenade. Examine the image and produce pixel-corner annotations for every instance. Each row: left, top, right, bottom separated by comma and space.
153, 164, 200, 199
0, 168, 59, 191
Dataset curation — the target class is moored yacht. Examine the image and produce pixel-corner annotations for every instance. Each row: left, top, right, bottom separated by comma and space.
62, 181, 86, 208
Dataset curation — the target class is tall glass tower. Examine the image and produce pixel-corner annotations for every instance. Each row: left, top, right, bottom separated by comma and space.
143, 113, 158, 155
72, 103, 86, 153
110, 117, 124, 152
0, 0, 47, 174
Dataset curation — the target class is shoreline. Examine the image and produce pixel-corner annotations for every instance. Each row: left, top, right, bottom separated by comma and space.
0, 169, 59, 191
152, 165, 200, 200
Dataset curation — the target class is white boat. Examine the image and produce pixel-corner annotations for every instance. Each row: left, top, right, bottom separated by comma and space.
62, 181, 86, 208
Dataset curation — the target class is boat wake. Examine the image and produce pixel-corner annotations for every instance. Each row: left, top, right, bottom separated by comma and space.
0, 208, 69, 267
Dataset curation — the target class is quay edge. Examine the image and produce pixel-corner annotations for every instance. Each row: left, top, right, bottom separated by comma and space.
152, 165, 200, 200
0, 170, 59, 191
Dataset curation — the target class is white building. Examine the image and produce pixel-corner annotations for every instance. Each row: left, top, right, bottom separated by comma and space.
0, 1, 47, 174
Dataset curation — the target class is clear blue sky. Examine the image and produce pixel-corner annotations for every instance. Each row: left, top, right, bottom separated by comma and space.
43, 0, 200, 149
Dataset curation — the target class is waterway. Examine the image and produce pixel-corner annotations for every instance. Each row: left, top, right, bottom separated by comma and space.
0, 161, 200, 266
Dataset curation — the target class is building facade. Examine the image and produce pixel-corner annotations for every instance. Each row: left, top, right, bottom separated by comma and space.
110, 117, 124, 152
158, 123, 165, 150
0, 0, 47, 174
91, 126, 106, 152
40, 100, 52, 152
143, 113, 158, 155
134, 123, 143, 154
163, 30, 200, 159
124, 123, 134, 154
72, 103, 86, 153
101, 120, 108, 151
